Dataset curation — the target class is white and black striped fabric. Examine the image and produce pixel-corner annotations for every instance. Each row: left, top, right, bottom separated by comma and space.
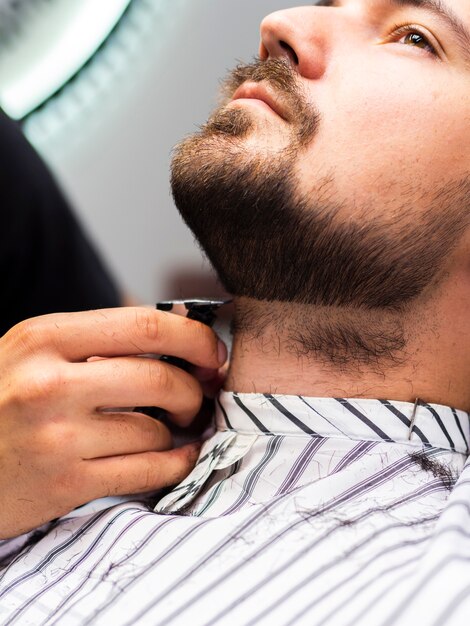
1, 391, 469, 625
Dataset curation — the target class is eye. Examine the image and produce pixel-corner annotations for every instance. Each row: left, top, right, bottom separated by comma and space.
390, 25, 438, 56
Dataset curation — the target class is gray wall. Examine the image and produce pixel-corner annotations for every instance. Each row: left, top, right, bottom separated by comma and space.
32, 0, 299, 302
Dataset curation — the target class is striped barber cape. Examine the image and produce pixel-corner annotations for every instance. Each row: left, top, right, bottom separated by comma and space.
0, 391, 469, 626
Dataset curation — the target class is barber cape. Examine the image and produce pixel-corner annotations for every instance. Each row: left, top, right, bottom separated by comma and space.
1, 391, 469, 626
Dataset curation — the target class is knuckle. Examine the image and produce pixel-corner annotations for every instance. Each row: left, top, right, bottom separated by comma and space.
7, 317, 50, 352
138, 464, 157, 491
37, 421, 77, 455
187, 379, 204, 410
22, 367, 67, 405
162, 461, 191, 487
147, 360, 171, 393
172, 376, 203, 424
147, 420, 172, 449
134, 308, 160, 343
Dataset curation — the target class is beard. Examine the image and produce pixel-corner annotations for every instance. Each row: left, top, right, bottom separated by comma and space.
171, 58, 469, 314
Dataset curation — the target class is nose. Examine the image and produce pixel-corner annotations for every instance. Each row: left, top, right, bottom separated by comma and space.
259, 8, 328, 80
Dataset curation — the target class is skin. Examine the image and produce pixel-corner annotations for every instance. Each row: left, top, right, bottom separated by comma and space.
225, 0, 470, 409
4, 0, 469, 539
0, 307, 227, 539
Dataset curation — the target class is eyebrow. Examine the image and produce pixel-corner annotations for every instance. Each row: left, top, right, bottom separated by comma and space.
316, 0, 470, 65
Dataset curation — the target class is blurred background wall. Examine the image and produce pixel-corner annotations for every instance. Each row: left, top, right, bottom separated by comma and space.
10, 0, 300, 303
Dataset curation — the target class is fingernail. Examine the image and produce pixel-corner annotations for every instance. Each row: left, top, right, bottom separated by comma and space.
218, 340, 228, 365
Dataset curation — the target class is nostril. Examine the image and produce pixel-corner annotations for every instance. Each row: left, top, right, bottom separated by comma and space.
280, 40, 299, 65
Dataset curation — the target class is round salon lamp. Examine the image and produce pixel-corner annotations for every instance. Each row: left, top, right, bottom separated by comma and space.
0, 0, 175, 145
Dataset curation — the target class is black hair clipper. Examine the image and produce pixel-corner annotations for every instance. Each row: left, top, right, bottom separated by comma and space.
156, 299, 230, 371
138, 299, 231, 424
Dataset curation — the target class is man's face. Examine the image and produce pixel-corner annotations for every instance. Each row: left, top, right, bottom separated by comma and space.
264, 0, 470, 218
171, 0, 470, 310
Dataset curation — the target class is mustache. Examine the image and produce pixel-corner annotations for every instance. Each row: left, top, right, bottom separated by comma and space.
220, 57, 320, 144
222, 57, 299, 98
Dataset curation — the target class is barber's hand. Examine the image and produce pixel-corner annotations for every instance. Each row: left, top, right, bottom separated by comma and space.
0, 307, 227, 539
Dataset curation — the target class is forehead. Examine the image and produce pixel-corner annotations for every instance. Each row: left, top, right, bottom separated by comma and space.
447, 0, 470, 22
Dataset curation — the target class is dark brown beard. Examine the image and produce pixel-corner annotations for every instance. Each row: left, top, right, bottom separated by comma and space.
172, 134, 469, 309
170, 58, 470, 362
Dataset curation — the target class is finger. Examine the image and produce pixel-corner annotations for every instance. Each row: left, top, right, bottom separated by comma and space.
75, 358, 204, 426
81, 412, 172, 459
9, 307, 227, 368
192, 366, 220, 382
86, 443, 202, 496
192, 365, 228, 398
192, 362, 229, 381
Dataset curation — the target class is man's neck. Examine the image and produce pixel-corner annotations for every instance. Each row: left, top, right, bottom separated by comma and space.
224, 289, 470, 411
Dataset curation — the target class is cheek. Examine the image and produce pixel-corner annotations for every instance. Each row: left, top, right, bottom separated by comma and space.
299, 61, 470, 205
